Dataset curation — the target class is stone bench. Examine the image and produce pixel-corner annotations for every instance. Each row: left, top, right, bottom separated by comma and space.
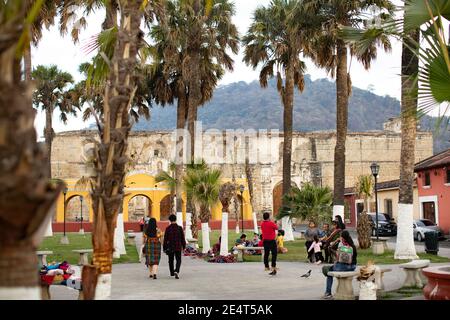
41, 266, 83, 300
235, 247, 265, 262
376, 267, 392, 292
399, 259, 430, 288
371, 237, 390, 250
36, 251, 53, 266
72, 249, 93, 266
327, 270, 360, 300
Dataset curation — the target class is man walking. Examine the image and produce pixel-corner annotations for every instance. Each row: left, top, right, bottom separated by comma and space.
163, 214, 186, 279
261, 211, 278, 275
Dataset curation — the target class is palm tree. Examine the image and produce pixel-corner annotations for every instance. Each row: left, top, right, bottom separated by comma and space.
355, 175, 374, 213
81, 0, 151, 300
183, 166, 221, 253
0, 0, 63, 299
243, 0, 308, 208
357, 212, 372, 249
219, 182, 237, 255
298, 0, 394, 220
282, 183, 333, 224
32, 65, 79, 177
155, 162, 176, 214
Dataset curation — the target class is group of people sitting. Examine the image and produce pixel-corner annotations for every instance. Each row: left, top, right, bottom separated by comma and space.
304, 215, 346, 265
210, 229, 289, 256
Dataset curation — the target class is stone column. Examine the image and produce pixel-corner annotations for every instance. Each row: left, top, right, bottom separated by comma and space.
220, 212, 229, 256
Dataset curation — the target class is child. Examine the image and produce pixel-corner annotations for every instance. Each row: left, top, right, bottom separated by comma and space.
308, 235, 324, 264
277, 230, 288, 254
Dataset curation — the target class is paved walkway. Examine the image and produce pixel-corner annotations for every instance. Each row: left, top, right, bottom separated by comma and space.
48, 232, 449, 300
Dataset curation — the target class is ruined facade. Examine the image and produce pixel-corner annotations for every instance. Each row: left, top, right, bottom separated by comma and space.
51, 119, 433, 221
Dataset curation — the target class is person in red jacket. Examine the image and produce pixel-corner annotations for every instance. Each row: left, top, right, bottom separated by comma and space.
260, 211, 278, 275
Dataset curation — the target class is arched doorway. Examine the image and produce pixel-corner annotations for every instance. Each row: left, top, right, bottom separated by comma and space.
128, 195, 152, 222
65, 195, 90, 222
160, 194, 174, 221
272, 181, 297, 216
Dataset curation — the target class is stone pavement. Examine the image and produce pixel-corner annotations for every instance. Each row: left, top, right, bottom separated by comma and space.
48, 232, 448, 300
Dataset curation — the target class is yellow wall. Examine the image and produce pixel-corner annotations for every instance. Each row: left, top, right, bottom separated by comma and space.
375, 187, 420, 222
55, 175, 253, 222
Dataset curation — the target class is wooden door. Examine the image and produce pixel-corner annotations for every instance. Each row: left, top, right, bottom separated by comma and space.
422, 202, 436, 223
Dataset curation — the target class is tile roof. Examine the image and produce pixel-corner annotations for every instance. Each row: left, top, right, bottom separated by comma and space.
414, 148, 450, 172
344, 179, 410, 195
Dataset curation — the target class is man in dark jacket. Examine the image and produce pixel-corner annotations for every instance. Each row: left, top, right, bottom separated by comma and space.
163, 214, 186, 279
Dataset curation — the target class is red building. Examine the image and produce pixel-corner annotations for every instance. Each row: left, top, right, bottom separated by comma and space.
414, 149, 450, 235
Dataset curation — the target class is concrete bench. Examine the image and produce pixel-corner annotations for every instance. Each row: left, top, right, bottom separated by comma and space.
371, 237, 390, 250
235, 247, 265, 262
41, 266, 83, 300
72, 249, 93, 266
327, 270, 360, 300
399, 259, 430, 288
36, 251, 53, 266
376, 267, 392, 292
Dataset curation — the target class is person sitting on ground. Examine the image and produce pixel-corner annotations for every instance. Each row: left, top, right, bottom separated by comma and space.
308, 235, 324, 265
276, 230, 288, 253
322, 230, 357, 299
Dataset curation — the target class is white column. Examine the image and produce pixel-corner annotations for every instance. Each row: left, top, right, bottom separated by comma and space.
394, 203, 419, 260
44, 220, 53, 237
185, 212, 193, 240
201, 222, 211, 254
176, 211, 183, 229
94, 274, 112, 300
252, 212, 258, 234
113, 213, 126, 258
282, 216, 295, 241
333, 205, 344, 220
220, 212, 229, 256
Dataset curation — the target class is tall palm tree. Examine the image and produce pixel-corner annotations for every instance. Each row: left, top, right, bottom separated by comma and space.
0, 0, 63, 300
32, 65, 79, 177
298, 0, 394, 220
243, 0, 307, 209
81, 0, 151, 300
151, 0, 238, 220
183, 166, 221, 253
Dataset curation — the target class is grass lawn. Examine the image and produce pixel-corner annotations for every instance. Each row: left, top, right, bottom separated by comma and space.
197, 230, 450, 264
38, 233, 139, 265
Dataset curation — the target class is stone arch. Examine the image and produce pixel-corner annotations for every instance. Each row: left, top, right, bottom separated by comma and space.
127, 194, 152, 222
65, 194, 90, 222
272, 181, 298, 216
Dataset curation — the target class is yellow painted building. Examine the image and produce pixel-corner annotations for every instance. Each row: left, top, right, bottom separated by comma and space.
55, 173, 253, 223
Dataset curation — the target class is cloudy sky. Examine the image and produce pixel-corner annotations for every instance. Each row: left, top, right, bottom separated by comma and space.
33, 0, 417, 138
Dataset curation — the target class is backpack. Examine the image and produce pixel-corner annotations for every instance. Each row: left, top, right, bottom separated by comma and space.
337, 244, 353, 265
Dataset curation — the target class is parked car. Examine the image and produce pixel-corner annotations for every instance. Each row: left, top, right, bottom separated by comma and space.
413, 219, 444, 242
368, 213, 397, 236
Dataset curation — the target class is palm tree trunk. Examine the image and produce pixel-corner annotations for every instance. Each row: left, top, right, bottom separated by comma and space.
85, 0, 144, 300
44, 105, 53, 177
200, 205, 211, 253
176, 89, 187, 214
333, 40, 349, 220
0, 7, 62, 297
395, 28, 420, 260
24, 42, 32, 83
282, 66, 295, 208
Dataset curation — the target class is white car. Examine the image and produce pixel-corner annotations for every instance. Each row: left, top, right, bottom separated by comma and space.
413, 219, 444, 242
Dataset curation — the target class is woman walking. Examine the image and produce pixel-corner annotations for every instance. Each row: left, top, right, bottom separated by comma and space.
143, 218, 162, 279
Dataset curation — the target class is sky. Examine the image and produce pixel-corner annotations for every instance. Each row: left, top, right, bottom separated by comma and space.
32, 0, 430, 139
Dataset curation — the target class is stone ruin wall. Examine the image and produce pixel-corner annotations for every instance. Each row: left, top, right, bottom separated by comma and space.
51, 129, 433, 216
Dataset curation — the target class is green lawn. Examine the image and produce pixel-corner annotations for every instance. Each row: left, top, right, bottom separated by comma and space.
38, 233, 139, 265
197, 230, 450, 264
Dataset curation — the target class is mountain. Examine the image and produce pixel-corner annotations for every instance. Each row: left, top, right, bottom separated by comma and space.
123, 75, 448, 153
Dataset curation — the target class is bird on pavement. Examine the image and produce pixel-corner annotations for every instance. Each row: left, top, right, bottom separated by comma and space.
300, 270, 312, 278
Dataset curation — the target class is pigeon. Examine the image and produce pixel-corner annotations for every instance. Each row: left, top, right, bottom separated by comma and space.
301, 270, 312, 278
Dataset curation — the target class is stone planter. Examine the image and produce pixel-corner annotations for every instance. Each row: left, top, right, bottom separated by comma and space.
372, 241, 385, 255
423, 266, 450, 300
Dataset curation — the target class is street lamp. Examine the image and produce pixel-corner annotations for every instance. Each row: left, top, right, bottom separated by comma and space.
239, 185, 245, 233
79, 196, 84, 235
370, 162, 380, 241
60, 187, 69, 244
